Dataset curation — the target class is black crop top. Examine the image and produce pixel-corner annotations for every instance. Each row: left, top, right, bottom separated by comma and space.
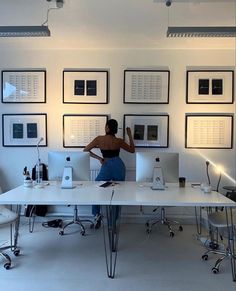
101, 149, 120, 158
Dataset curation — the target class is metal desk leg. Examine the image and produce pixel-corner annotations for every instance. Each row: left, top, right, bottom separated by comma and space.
195, 206, 202, 235
10, 205, 21, 256
225, 207, 236, 282
29, 205, 36, 233
102, 205, 121, 279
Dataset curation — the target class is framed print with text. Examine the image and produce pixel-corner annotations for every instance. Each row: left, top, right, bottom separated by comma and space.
185, 114, 233, 149
2, 114, 47, 147
63, 114, 108, 147
186, 70, 234, 104
63, 70, 109, 104
1, 70, 46, 103
123, 114, 169, 148
123, 70, 170, 104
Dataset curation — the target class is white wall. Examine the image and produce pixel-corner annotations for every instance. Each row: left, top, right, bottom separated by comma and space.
0, 48, 235, 219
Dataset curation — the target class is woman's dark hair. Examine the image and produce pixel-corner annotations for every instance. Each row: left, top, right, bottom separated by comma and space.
106, 119, 118, 135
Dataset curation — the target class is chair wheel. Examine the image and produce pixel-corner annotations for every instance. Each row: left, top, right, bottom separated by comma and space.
146, 229, 151, 234
4, 263, 11, 270
170, 231, 174, 237
179, 226, 183, 231
59, 230, 64, 235
14, 249, 20, 256
202, 254, 208, 261
81, 230, 85, 236
212, 267, 219, 274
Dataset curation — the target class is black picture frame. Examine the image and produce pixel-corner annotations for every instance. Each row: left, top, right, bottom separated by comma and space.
63, 70, 109, 104
186, 70, 234, 104
1, 70, 46, 103
123, 114, 169, 148
63, 114, 109, 147
2, 113, 47, 147
123, 70, 170, 104
185, 114, 234, 149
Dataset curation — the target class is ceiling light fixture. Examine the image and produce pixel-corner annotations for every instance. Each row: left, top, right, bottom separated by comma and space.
165, 1, 236, 38
167, 26, 236, 37
0, 26, 50, 37
0, 0, 64, 37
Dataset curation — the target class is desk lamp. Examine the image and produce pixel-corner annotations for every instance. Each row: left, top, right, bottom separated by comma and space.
215, 166, 223, 193
205, 161, 223, 193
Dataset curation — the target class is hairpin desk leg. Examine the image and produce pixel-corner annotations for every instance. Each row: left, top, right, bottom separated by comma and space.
225, 207, 236, 282
103, 205, 121, 278
195, 206, 202, 235
10, 205, 21, 256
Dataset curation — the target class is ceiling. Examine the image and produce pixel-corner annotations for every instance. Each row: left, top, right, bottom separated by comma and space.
0, 0, 235, 50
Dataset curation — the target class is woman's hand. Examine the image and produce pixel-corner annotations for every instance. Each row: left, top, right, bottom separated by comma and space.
99, 157, 105, 165
126, 127, 132, 137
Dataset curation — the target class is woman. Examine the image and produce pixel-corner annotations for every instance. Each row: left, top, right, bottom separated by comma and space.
83, 119, 135, 228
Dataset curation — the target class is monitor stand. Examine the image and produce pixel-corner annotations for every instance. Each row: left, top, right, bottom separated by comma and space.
151, 167, 165, 190
61, 166, 75, 189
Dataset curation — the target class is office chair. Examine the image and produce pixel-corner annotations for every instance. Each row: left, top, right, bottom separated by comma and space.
136, 152, 183, 237
59, 205, 94, 236
0, 187, 20, 269
145, 207, 183, 237
201, 208, 236, 277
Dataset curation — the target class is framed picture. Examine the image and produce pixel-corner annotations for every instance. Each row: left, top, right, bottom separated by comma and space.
1, 70, 46, 103
63, 70, 109, 104
63, 114, 108, 147
123, 70, 170, 104
185, 114, 233, 149
123, 114, 169, 148
186, 70, 234, 104
2, 114, 47, 147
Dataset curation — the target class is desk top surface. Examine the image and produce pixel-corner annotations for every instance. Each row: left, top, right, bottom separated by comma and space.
0, 181, 235, 207
0, 181, 236, 207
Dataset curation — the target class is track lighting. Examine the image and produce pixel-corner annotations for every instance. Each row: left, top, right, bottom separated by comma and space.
0, 0, 64, 37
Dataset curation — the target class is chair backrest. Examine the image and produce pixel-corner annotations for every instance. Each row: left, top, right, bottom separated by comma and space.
0, 186, 18, 225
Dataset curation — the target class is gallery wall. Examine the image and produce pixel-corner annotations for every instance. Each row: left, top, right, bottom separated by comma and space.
0, 47, 235, 219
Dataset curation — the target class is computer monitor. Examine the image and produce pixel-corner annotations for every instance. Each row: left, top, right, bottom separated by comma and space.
136, 152, 179, 183
48, 151, 90, 182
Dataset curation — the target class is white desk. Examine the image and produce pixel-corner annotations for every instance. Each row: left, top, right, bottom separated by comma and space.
0, 181, 235, 207
109, 182, 235, 207
0, 181, 113, 206
0, 181, 235, 279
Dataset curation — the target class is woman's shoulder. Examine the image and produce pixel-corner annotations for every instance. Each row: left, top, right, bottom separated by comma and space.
95, 135, 106, 139
95, 135, 107, 143
97, 134, 107, 139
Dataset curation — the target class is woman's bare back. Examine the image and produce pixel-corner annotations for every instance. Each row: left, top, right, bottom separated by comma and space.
96, 135, 122, 150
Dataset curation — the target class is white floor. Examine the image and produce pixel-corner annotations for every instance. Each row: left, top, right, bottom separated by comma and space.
0, 220, 235, 291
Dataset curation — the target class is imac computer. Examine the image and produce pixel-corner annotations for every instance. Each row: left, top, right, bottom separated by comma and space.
136, 152, 179, 189
48, 151, 90, 188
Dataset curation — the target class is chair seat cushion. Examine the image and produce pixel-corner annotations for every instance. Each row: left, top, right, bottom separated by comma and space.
0, 206, 18, 225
